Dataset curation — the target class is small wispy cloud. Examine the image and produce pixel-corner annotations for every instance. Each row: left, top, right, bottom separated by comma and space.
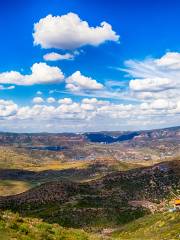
0, 85, 15, 90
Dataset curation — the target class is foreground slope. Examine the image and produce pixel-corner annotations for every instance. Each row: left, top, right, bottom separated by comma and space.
112, 211, 180, 240
0, 208, 180, 240
0, 211, 180, 240
0, 211, 100, 240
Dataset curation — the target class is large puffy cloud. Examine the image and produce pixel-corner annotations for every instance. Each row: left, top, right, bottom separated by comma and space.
33, 12, 119, 50
0, 63, 64, 86
66, 71, 104, 92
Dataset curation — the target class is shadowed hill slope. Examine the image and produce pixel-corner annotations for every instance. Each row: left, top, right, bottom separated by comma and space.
0, 160, 179, 229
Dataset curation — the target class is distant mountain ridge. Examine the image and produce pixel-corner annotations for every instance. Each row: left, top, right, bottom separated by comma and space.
0, 126, 179, 145
84, 132, 139, 143
84, 126, 180, 143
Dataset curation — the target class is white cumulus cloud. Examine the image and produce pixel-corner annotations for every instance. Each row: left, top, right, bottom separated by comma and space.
58, 98, 73, 105
33, 12, 119, 50
129, 77, 172, 92
155, 52, 180, 69
33, 97, 44, 104
66, 71, 104, 92
0, 63, 65, 86
47, 97, 56, 103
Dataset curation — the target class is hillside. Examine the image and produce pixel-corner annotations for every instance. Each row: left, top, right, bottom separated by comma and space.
0, 145, 142, 197
112, 211, 180, 240
0, 160, 179, 230
0, 211, 100, 240
0, 210, 180, 240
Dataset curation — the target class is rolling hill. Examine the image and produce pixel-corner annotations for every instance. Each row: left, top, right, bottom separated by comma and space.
0, 160, 179, 230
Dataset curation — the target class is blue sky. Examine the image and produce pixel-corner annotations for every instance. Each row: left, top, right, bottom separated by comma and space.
0, 0, 180, 132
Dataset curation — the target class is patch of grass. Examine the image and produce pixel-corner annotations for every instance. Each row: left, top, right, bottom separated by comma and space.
112, 211, 180, 240
29, 161, 89, 172
0, 210, 101, 240
112, 161, 143, 171
0, 180, 35, 196
0, 146, 89, 171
